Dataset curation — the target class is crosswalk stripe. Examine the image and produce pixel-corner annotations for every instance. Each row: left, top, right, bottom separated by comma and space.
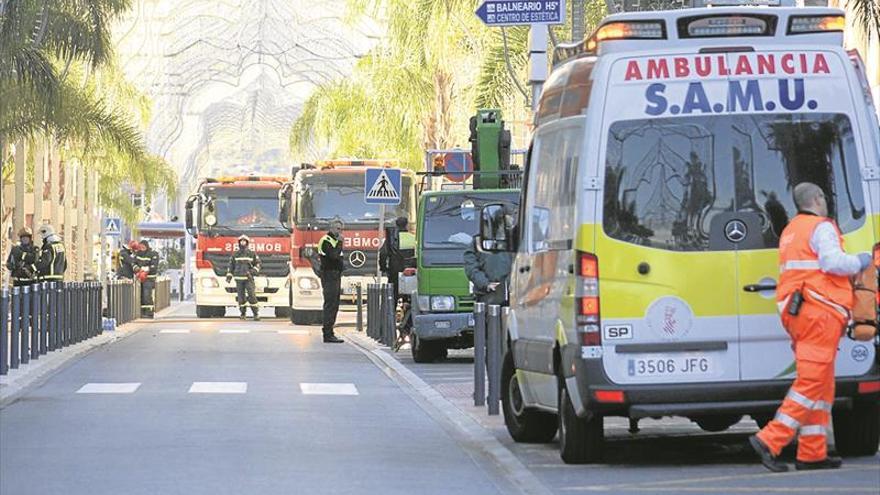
300, 383, 359, 396
77, 383, 141, 394
278, 329, 310, 335
219, 329, 250, 334
188, 382, 248, 394
159, 329, 190, 334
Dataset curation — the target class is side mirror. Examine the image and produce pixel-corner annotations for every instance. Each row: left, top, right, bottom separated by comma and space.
184, 195, 198, 237
278, 183, 293, 232
480, 203, 516, 252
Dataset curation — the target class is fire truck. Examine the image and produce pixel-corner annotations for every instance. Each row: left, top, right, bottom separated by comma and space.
278, 160, 416, 324
185, 176, 292, 318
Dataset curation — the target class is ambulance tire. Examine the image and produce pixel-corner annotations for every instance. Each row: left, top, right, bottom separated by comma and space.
693, 415, 743, 433
558, 379, 604, 464
502, 353, 557, 443
275, 307, 291, 319
196, 305, 213, 318
833, 400, 879, 456
411, 334, 445, 363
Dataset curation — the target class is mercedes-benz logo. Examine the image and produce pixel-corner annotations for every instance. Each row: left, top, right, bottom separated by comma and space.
724, 220, 748, 243
349, 250, 366, 268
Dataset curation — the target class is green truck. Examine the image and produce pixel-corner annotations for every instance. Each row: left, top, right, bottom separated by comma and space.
410, 188, 521, 362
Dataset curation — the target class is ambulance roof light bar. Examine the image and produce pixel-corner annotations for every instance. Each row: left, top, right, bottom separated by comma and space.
553, 20, 665, 65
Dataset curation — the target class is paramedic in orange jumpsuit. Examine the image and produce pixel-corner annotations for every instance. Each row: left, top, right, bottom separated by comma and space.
750, 182, 873, 472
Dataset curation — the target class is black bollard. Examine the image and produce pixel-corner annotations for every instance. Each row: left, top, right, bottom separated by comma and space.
356, 283, 363, 332
21, 286, 31, 365
473, 302, 486, 407
384, 285, 396, 347
31, 283, 40, 360
40, 282, 48, 355
48, 282, 57, 352
10, 287, 21, 369
487, 304, 502, 416
1, 288, 9, 375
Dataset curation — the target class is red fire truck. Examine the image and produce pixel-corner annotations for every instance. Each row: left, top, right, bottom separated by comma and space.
185, 176, 292, 318
278, 160, 416, 324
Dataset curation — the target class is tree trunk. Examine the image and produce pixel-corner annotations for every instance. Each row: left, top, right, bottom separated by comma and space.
33, 138, 45, 230
76, 160, 86, 281
14, 140, 26, 235
63, 161, 75, 281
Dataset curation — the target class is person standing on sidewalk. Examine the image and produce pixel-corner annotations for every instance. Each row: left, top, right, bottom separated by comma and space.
750, 182, 873, 472
118, 241, 139, 280
5, 227, 38, 287
136, 240, 159, 318
378, 216, 416, 303
317, 218, 345, 343
35, 225, 66, 284
226, 235, 261, 321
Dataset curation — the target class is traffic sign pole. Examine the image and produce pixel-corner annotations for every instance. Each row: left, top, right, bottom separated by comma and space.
529, 26, 549, 111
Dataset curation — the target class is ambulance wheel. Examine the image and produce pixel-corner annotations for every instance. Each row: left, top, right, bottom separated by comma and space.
833, 400, 879, 456
502, 352, 557, 443
693, 415, 743, 432
558, 379, 603, 464
196, 305, 212, 318
411, 334, 444, 363
275, 307, 291, 319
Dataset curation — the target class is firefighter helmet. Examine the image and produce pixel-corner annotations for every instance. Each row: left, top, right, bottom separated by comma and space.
17, 227, 33, 238
238, 235, 251, 244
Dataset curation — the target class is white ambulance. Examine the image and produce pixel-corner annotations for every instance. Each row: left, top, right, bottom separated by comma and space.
480, 4, 880, 463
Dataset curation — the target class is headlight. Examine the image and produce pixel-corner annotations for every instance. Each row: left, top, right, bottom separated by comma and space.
200, 277, 219, 288
298, 277, 320, 290
204, 214, 217, 226
430, 296, 455, 312
417, 295, 431, 312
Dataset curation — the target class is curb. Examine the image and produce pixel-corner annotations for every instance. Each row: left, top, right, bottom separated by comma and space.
345, 330, 552, 495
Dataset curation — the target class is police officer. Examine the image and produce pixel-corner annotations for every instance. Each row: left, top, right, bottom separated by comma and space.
750, 182, 872, 472
136, 240, 159, 318
225, 235, 261, 321
5, 227, 38, 286
117, 240, 139, 280
317, 219, 344, 343
464, 208, 514, 306
35, 225, 66, 283
379, 216, 416, 303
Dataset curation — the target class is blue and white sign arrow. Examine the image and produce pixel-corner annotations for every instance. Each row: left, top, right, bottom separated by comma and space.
475, 0, 566, 27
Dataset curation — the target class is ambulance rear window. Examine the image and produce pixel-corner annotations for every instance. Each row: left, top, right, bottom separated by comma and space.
602, 113, 866, 251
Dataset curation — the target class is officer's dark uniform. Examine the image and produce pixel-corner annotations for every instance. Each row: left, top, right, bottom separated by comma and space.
463, 238, 513, 306
6, 239, 38, 287
136, 242, 159, 318
118, 246, 136, 279
226, 244, 261, 319
379, 226, 416, 302
35, 233, 67, 284
318, 231, 344, 341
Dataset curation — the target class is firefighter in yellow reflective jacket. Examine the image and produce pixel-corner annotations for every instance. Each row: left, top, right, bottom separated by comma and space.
317, 219, 344, 343
35, 225, 67, 283
136, 240, 160, 318
226, 235, 261, 321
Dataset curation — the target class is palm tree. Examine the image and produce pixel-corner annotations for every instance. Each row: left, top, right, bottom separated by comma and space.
847, 0, 880, 41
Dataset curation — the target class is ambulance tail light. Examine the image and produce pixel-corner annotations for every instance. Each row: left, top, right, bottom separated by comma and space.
594, 390, 625, 403
195, 250, 212, 269
787, 15, 845, 35
576, 251, 601, 347
679, 14, 775, 38
587, 21, 665, 50
872, 243, 879, 269
858, 381, 880, 395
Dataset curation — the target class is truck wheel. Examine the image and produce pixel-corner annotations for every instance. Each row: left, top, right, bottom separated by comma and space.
411, 334, 443, 363
275, 307, 291, 319
196, 305, 212, 318
292, 310, 318, 326
213, 306, 226, 318
833, 401, 880, 456
693, 415, 743, 432
502, 352, 557, 442
558, 379, 603, 464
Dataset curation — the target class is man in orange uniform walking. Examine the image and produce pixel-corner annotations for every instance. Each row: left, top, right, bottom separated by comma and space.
750, 182, 872, 472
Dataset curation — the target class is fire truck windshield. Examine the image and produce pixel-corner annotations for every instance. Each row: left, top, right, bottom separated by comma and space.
295, 173, 412, 225
201, 187, 284, 232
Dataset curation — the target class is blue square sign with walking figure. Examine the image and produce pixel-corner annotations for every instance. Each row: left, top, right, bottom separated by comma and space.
364, 168, 402, 205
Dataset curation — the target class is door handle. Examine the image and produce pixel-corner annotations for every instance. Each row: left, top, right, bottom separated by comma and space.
519, 265, 531, 273
743, 283, 776, 292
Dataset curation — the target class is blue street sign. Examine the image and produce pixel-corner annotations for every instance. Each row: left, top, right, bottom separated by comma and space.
103, 217, 122, 236
476, 0, 566, 27
364, 168, 402, 205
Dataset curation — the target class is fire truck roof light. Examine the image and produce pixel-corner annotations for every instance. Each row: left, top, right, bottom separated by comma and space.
787, 15, 845, 35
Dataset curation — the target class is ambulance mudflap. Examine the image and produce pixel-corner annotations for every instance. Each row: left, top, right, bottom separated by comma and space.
598, 48, 875, 385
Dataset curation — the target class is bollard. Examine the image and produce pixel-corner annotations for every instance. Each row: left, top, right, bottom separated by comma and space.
367, 284, 376, 340
1, 288, 9, 375
10, 287, 21, 369
487, 304, 502, 415
61, 282, 69, 348
21, 286, 31, 365
356, 283, 363, 332
40, 282, 48, 355
473, 302, 487, 407
384, 284, 396, 348
31, 283, 41, 360
374, 284, 383, 342
98, 283, 104, 335
48, 282, 57, 352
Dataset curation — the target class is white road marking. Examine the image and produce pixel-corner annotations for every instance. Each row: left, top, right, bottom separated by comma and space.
159, 329, 190, 334
76, 383, 141, 394
278, 329, 310, 335
300, 383, 359, 395
219, 329, 250, 334
188, 382, 248, 394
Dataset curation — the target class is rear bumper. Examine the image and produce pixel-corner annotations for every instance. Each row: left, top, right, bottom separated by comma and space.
413, 312, 473, 340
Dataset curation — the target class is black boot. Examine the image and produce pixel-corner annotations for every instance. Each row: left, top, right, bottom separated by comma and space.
239, 309, 246, 320
252, 309, 260, 321
795, 456, 842, 470
323, 332, 344, 343
749, 435, 789, 473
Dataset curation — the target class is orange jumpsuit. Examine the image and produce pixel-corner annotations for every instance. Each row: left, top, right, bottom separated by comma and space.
756, 214, 855, 463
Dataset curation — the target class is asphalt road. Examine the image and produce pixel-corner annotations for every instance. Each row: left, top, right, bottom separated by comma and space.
0, 304, 510, 495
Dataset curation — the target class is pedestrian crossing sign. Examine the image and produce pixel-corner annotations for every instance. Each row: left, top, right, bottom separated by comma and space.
364, 168, 402, 205
103, 217, 122, 236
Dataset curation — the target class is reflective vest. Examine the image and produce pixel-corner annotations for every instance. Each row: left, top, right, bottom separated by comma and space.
777, 214, 853, 316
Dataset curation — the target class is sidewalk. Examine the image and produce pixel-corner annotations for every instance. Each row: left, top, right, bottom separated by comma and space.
0, 302, 180, 406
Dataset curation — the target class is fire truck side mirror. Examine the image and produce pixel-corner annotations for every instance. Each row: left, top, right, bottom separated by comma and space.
278, 184, 293, 232
184, 195, 198, 237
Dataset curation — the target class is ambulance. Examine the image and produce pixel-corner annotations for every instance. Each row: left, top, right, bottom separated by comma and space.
480, 4, 880, 463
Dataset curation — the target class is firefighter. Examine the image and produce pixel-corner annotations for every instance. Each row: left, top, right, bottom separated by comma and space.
225, 235, 261, 321
118, 240, 139, 280
5, 227, 38, 287
378, 216, 416, 303
35, 225, 66, 283
317, 219, 344, 343
750, 182, 873, 472
136, 240, 159, 318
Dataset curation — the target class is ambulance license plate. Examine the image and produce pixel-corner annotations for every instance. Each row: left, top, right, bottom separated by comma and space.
627, 355, 713, 377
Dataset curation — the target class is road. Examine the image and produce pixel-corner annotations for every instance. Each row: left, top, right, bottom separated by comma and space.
2, 303, 878, 495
